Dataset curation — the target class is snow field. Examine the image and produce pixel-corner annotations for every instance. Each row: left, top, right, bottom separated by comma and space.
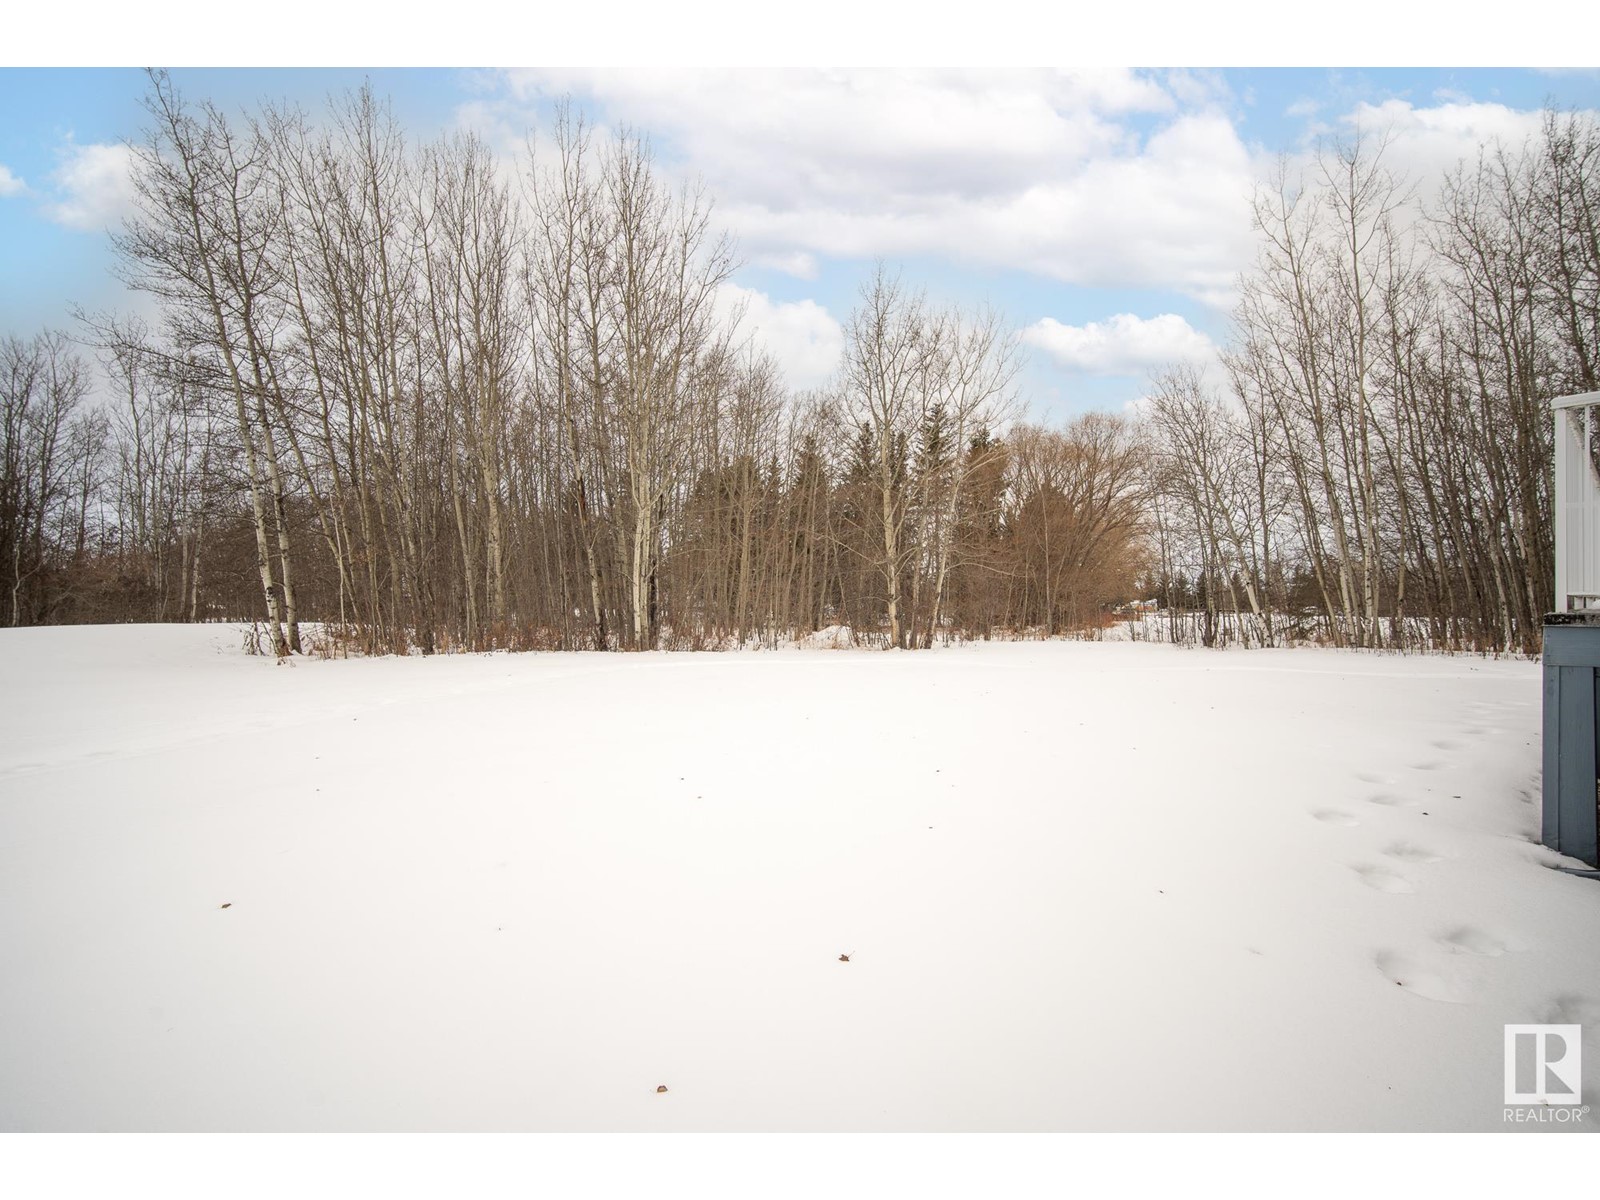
0, 625, 1596, 1130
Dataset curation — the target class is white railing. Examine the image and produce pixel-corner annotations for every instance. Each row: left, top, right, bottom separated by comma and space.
1553, 392, 1600, 613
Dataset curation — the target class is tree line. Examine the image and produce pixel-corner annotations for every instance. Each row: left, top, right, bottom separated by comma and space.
2, 74, 1595, 654
3, 72, 1146, 651
1145, 114, 1600, 654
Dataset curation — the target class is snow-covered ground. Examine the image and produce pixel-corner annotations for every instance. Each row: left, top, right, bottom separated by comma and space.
0, 625, 1595, 1132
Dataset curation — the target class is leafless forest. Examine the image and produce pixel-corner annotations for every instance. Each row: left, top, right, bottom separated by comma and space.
2, 72, 1596, 654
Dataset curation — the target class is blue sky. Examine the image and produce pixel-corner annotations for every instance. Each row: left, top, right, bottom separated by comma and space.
2, 67, 1597, 420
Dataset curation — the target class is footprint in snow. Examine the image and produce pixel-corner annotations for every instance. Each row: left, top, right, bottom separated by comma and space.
1408, 760, 1443, 772
1382, 841, 1447, 865
1431, 739, 1463, 751
1437, 927, 1507, 957
1538, 993, 1600, 1027
1366, 792, 1418, 808
1352, 864, 1416, 894
1374, 949, 1472, 1003
1311, 809, 1360, 826
1354, 771, 1390, 785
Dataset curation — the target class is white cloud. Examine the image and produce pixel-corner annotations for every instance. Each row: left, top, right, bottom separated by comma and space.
717, 283, 844, 392
1022, 313, 1218, 378
45, 140, 137, 231
748, 250, 819, 280
1339, 99, 1547, 188
1162, 69, 1233, 110
459, 77, 1585, 317
0, 164, 25, 197
481, 69, 1256, 305
1291, 99, 1554, 207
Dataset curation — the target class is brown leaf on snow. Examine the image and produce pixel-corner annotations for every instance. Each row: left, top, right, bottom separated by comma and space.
656, 1085, 668, 1093
220, 903, 232, 909
838, 954, 850, 962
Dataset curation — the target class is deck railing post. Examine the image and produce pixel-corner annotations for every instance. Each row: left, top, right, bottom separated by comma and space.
1542, 613, 1600, 868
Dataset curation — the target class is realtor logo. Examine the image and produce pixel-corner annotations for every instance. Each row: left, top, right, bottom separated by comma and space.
1504, 1025, 1582, 1105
